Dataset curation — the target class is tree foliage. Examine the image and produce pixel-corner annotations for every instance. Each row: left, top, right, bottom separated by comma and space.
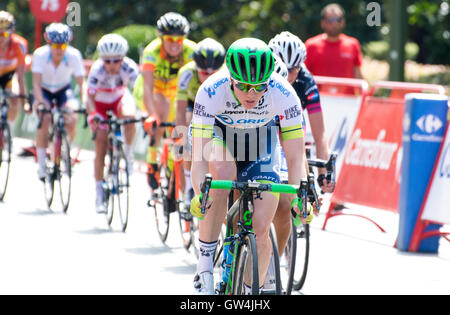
3, 0, 448, 65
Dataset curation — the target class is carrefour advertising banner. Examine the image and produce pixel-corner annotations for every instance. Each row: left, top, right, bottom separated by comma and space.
422, 124, 450, 224
397, 94, 448, 252
332, 96, 404, 211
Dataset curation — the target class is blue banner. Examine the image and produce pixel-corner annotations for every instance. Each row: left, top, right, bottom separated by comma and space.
397, 93, 448, 252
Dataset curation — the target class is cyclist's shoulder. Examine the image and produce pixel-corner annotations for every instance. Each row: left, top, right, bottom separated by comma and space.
10, 34, 28, 54
178, 60, 196, 76
197, 68, 230, 99
121, 56, 139, 71
65, 45, 83, 57
142, 38, 161, 62
294, 64, 316, 87
268, 72, 297, 98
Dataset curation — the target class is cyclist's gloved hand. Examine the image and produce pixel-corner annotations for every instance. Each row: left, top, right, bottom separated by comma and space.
190, 194, 212, 220
143, 115, 160, 135
317, 174, 334, 193
291, 198, 314, 226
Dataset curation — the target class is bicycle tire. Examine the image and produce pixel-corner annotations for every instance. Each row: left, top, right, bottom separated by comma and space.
0, 123, 12, 201
153, 162, 172, 243
104, 148, 114, 226
268, 225, 282, 295
233, 233, 259, 295
292, 223, 310, 291
43, 150, 55, 209
58, 132, 72, 213
115, 146, 129, 232
281, 218, 297, 295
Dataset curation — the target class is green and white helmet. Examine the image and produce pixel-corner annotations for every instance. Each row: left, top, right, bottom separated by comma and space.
226, 38, 274, 84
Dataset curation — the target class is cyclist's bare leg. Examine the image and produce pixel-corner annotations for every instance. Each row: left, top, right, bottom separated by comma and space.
198, 142, 236, 243
248, 192, 279, 288
119, 93, 137, 147
94, 129, 108, 182
151, 92, 171, 147
7, 97, 20, 122
64, 99, 79, 143
273, 193, 292, 255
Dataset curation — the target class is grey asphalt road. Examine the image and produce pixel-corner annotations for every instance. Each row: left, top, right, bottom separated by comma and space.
0, 138, 448, 295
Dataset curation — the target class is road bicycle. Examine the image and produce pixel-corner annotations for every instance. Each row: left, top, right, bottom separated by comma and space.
37, 104, 87, 213
92, 110, 142, 232
200, 174, 309, 295
280, 153, 337, 293
145, 118, 199, 254
0, 87, 29, 201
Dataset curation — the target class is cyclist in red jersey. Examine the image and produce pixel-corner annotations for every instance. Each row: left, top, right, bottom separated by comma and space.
0, 11, 28, 122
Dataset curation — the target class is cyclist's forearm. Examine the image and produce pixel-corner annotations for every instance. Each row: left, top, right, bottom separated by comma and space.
86, 94, 96, 113
308, 112, 329, 174
17, 66, 26, 96
191, 160, 209, 195
191, 137, 211, 195
143, 70, 155, 114
282, 138, 306, 184
75, 76, 86, 105
175, 100, 188, 126
32, 73, 44, 104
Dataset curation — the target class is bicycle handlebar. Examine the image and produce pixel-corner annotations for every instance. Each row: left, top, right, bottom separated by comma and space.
199, 174, 314, 221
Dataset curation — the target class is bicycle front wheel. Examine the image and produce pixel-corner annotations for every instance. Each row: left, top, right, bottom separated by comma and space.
115, 146, 129, 232
280, 218, 297, 295
153, 163, 172, 243
58, 133, 72, 213
292, 223, 310, 291
233, 233, 259, 295
0, 123, 12, 201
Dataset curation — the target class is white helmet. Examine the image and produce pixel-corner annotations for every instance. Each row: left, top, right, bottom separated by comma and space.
268, 31, 306, 69
273, 54, 288, 79
97, 33, 128, 58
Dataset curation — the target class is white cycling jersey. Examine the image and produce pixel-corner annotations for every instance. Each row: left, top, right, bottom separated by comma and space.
191, 68, 304, 141
32, 45, 85, 93
87, 57, 139, 104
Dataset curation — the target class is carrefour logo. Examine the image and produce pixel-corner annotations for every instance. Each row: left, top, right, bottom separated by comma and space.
416, 115, 443, 134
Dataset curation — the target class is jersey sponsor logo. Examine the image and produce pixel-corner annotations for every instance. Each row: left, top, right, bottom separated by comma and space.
216, 114, 268, 125
193, 102, 214, 118
306, 91, 319, 101
178, 70, 193, 90
204, 77, 229, 98
284, 106, 301, 120
269, 79, 290, 97
225, 101, 241, 109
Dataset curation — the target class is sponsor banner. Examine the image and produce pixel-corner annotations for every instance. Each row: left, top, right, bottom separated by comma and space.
421, 124, 450, 224
304, 95, 363, 178
331, 96, 404, 211
397, 93, 448, 252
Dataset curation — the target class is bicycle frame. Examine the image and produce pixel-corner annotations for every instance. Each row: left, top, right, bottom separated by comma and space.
202, 176, 306, 295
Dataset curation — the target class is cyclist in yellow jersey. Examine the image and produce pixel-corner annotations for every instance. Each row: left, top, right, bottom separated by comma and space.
175, 38, 225, 211
135, 12, 196, 190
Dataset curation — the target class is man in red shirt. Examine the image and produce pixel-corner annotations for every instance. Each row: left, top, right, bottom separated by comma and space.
305, 3, 363, 80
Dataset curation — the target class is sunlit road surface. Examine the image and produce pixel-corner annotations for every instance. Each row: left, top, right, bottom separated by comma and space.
0, 138, 449, 295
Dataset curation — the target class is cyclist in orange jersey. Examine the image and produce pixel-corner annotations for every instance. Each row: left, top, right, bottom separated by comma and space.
0, 11, 28, 122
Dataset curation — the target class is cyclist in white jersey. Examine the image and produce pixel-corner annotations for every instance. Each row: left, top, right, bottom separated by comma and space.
32, 23, 85, 181
189, 38, 308, 294
87, 33, 139, 214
